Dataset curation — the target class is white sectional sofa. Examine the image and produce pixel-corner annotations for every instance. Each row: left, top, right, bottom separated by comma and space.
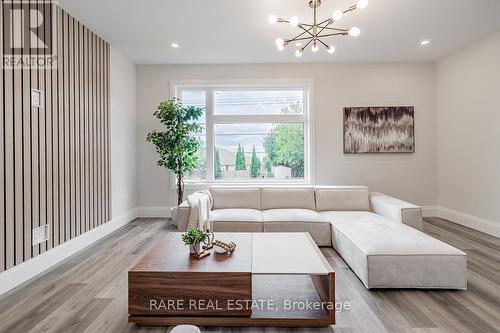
178, 186, 467, 289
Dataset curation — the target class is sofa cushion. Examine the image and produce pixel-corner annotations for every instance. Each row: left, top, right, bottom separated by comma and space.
261, 188, 315, 210
211, 209, 262, 223
321, 211, 467, 289
263, 209, 326, 223
210, 209, 263, 232
315, 186, 370, 212
210, 187, 261, 210
262, 209, 331, 246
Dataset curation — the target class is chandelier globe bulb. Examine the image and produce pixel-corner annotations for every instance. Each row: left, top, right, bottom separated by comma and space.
356, 0, 368, 9
332, 10, 343, 21
289, 16, 300, 27
349, 27, 361, 37
268, 14, 278, 24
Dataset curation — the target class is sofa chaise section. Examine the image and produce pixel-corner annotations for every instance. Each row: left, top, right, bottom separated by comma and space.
322, 211, 467, 289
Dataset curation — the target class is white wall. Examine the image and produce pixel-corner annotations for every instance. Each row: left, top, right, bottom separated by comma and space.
437, 31, 500, 224
110, 47, 138, 217
136, 63, 437, 210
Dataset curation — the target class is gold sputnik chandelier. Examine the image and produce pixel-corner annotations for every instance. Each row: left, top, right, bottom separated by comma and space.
269, 0, 368, 57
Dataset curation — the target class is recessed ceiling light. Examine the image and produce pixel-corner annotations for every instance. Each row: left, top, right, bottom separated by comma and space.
420, 40, 430, 46
295, 42, 302, 47
171, 43, 179, 48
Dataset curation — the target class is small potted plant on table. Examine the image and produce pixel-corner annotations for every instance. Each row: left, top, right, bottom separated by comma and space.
181, 227, 209, 257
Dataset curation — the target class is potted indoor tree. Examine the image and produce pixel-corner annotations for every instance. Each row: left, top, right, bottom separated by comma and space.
146, 98, 203, 224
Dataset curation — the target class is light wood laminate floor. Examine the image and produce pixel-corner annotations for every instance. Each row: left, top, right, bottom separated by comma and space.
0, 217, 499, 333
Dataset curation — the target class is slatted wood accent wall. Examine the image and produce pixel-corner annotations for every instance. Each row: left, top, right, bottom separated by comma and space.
0, 2, 111, 272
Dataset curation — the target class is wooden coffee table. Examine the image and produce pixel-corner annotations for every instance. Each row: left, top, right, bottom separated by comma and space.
128, 232, 335, 327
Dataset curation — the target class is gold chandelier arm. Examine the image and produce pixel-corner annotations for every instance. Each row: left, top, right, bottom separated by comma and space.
300, 38, 314, 51
287, 31, 307, 43
317, 38, 330, 49
287, 36, 314, 43
299, 17, 331, 28
300, 25, 315, 38
316, 18, 333, 36
318, 26, 349, 32
289, 29, 349, 44
343, 4, 357, 14
316, 32, 349, 38
286, 25, 315, 43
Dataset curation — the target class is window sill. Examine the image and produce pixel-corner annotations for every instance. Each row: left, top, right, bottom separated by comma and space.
174, 180, 312, 190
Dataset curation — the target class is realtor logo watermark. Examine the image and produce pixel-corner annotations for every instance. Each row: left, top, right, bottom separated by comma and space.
2, 0, 58, 69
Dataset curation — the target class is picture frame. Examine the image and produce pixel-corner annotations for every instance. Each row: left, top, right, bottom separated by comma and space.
343, 106, 415, 154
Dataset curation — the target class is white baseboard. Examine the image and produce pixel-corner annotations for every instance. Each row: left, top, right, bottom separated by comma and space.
0, 208, 138, 297
421, 205, 440, 217
422, 205, 500, 238
136, 206, 173, 218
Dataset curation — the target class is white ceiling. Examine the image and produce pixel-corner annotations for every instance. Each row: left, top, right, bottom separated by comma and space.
58, 0, 500, 64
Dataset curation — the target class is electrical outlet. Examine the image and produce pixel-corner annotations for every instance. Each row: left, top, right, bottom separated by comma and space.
33, 225, 49, 245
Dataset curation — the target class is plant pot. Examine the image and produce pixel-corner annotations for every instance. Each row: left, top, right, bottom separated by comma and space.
171, 207, 179, 226
189, 243, 203, 254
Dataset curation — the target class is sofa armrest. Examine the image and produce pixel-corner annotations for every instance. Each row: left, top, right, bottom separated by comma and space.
177, 200, 191, 232
369, 192, 423, 230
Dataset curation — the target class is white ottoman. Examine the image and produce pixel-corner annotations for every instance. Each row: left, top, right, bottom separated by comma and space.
322, 211, 467, 289
170, 325, 201, 333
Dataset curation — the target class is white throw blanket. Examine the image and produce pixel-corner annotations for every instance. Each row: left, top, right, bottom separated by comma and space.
186, 191, 213, 230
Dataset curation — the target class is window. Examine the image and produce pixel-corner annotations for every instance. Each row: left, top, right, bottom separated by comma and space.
180, 90, 207, 180
174, 81, 312, 184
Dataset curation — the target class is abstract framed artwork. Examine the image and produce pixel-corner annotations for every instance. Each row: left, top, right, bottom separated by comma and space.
343, 106, 415, 154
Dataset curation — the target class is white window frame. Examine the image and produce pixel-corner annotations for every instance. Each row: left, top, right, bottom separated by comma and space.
170, 79, 315, 187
